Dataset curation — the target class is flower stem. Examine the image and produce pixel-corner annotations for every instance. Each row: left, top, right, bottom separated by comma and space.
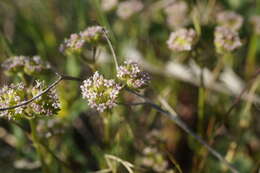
29, 119, 50, 173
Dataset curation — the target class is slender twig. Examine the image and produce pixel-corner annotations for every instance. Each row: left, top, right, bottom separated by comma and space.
0, 74, 82, 112
125, 89, 239, 173
103, 28, 119, 69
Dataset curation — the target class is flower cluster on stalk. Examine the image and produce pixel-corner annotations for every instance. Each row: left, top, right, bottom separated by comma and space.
60, 26, 107, 55
2, 55, 50, 76
80, 72, 122, 112
214, 26, 242, 54
167, 28, 197, 52
216, 11, 243, 31
117, 61, 150, 89
0, 81, 60, 120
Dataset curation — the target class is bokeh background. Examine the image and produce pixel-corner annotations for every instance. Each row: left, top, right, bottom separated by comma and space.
0, 0, 260, 172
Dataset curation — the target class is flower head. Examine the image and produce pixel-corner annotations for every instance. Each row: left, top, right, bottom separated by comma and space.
0, 81, 60, 120
2, 56, 50, 76
117, 61, 150, 89
164, 1, 189, 29
117, 0, 143, 20
80, 72, 122, 112
101, 0, 118, 11
216, 11, 243, 31
28, 81, 60, 117
0, 83, 26, 120
167, 28, 197, 52
59, 33, 85, 54
60, 26, 107, 55
214, 26, 242, 54
250, 16, 260, 35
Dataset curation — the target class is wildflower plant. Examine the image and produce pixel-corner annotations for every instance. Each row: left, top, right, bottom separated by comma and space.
167, 28, 197, 52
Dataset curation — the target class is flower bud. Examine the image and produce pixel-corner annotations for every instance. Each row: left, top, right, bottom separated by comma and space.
167, 28, 197, 52
80, 72, 122, 112
117, 61, 150, 89
214, 26, 242, 54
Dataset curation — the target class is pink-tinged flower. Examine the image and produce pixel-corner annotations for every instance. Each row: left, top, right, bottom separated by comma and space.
117, 0, 143, 20
214, 26, 242, 54
80, 72, 122, 112
216, 11, 243, 31
117, 61, 150, 89
167, 28, 197, 52
28, 80, 60, 117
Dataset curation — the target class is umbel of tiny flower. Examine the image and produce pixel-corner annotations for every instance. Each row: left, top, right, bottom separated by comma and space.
60, 26, 107, 55
214, 26, 242, 54
167, 28, 197, 52
28, 80, 60, 118
0, 83, 26, 120
216, 11, 243, 31
2, 55, 50, 77
117, 61, 150, 90
80, 72, 122, 112
0, 81, 60, 120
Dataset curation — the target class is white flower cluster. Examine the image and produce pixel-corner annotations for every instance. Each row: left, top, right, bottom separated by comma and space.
117, 0, 143, 20
167, 28, 197, 52
29, 81, 60, 117
214, 26, 242, 53
80, 72, 122, 112
216, 11, 243, 31
0, 83, 26, 120
2, 55, 50, 76
117, 61, 150, 89
60, 26, 106, 54
0, 81, 60, 120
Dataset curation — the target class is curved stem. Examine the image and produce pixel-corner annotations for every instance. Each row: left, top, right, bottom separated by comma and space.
103, 29, 119, 70
125, 89, 239, 173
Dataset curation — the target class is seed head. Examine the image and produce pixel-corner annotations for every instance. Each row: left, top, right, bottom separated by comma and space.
216, 11, 243, 31
80, 72, 122, 112
167, 28, 197, 52
117, 0, 143, 20
117, 61, 150, 89
214, 26, 242, 53
80, 26, 106, 43
59, 33, 85, 54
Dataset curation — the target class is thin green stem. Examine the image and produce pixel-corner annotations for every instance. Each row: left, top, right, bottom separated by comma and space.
245, 34, 257, 78
29, 119, 49, 173
103, 29, 119, 70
